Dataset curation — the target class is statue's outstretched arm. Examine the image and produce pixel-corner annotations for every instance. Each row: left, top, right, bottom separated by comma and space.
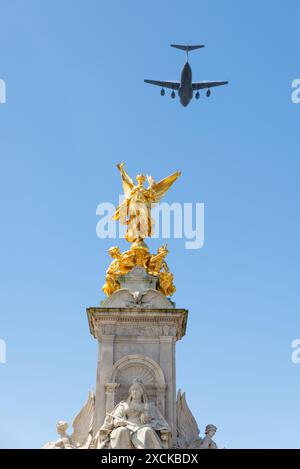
117, 162, 135, 197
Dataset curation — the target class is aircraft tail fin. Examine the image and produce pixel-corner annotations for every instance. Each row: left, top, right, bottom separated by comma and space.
170, 44, 205, 52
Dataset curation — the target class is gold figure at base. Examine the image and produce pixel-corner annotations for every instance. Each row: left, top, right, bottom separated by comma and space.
157, 271, 176, 297
102, 244, 176, 298
148, 245, 169, 276
102, 246, 135, 296
148, 245, 176, 297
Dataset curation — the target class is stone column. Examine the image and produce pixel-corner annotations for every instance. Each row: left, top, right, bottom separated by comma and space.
156, 383, 167, 416
93, 334, 115, 433
105, 383, 119, 414
159, 336, 176, 446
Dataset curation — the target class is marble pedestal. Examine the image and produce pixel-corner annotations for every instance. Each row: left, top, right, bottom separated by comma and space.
86, 267, 188, 447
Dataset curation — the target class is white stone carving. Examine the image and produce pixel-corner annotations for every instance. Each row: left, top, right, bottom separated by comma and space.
176, 389, 200, 449
43, 262, 221, 450
42, 382, 218, 450
176, 390, 218, 449
87, 307, 187, 445
101, 267, 175, 309
199, 424, 218, 449
110, 354, 167, 416
87, 308, 188, 341
118, 266, 158, 292
111, 355, 165, 385
101, 288, 175, 309
42, 392, 95, 449
93, 379, 171, 449
42, 421, 75, 449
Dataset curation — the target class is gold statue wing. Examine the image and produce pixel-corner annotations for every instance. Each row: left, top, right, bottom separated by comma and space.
117, 162, 135, 197
148, 170, 181, 203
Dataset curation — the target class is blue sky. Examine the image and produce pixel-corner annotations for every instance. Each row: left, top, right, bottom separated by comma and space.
0, 0, 300, 448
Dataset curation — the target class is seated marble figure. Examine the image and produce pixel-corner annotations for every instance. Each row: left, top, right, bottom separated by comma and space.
95, 379, 171, 449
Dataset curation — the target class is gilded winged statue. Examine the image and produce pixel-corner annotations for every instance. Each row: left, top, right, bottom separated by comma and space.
113, 163, 181, 244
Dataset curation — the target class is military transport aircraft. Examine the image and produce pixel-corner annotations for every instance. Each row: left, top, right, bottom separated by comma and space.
144, 44, 228, 107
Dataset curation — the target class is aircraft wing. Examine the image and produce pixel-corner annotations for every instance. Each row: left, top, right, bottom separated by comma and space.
144, 79, 180, 90
192, 80, 228, 90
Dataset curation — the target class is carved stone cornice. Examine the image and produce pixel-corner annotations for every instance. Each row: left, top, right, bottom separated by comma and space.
86, 307, 188, 341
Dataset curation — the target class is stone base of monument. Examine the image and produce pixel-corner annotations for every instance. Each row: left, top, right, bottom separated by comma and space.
88, 267, 187, 448
43, 267, 218, 450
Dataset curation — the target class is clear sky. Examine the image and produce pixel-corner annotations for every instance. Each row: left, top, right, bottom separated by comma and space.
0, 0, 300, 449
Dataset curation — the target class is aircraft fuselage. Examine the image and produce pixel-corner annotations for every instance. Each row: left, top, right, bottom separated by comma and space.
178, 61, 193, 107
144, 44, 228, 106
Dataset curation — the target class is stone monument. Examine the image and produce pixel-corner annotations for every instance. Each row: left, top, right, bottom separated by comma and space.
43, 163, 218, 450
